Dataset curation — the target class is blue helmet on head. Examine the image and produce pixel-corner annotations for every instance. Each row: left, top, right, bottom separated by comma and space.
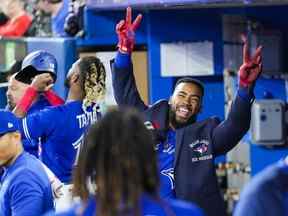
15, 50, 57, 84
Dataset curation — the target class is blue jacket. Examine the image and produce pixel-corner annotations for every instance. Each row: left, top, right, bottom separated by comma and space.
0, 152, 54, 215
234, 160, 288, 216
111, 60, 253, 216
47, 193, 204, 216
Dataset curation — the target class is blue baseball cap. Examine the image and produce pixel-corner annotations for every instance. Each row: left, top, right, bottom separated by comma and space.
0, 110, 19, 136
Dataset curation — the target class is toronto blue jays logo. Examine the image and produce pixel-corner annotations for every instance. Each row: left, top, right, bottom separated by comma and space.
194, 143, 208, 154
161, 168, 175, 190
189, 139, 209, 155
190, 139, 212, 163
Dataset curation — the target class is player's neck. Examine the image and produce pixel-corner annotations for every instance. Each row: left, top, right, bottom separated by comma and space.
66, 91, 83, 102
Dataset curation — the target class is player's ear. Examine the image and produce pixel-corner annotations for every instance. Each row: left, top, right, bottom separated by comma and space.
71, 73, 80, 84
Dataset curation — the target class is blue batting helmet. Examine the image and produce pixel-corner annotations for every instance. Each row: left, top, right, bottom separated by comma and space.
15, 50, 57, 84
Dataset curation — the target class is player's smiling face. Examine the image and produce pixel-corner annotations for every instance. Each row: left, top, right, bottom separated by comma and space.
169, 82, 202, 126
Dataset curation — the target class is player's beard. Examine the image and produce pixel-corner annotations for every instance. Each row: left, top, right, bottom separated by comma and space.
169, 107, 196, 129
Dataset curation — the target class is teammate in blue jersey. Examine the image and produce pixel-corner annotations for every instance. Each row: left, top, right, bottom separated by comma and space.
45, 108, 204, 216
0, 110, 54, 216
6, 51, 64, 157
13, 56, 106, 211
112, 7, 263, 216
234, 157, 288, 216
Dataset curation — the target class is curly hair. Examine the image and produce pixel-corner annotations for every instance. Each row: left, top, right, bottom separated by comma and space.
77, 56, 106, 113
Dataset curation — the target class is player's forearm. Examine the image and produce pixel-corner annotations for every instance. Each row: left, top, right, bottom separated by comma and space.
114, 51, 132, 68
13, 86, 38, 118
44, 90, 64, 106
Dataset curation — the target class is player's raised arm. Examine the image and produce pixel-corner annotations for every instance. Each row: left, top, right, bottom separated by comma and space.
13, 73, 54, 118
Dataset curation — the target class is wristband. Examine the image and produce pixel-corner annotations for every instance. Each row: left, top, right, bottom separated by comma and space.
16, 86, 38, 113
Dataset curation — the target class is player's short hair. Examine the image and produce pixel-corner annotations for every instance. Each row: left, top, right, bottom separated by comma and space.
175, 77, 204, 97
77, 56, 106, 113
73, 108, 159, 215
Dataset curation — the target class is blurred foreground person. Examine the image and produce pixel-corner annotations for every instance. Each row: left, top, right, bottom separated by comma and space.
48, 108, 204, 216
234, 156, 288, 216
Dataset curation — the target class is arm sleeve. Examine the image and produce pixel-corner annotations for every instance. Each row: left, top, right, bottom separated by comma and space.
0, 15, 32, 37
19, 107, 58, 144
9, 172, 46, 216
44, 90, 65, 106
212, 91, 253, 156
111, 52, 148, 112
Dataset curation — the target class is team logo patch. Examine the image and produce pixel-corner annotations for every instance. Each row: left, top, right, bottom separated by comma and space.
189, 139, 212, 163
193, 143, 208, 154
189, 139, 209, 154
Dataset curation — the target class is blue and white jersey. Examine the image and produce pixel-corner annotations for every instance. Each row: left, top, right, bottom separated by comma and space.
0, 152, 54, 216
46, 193, 204, 216
156, 129, 176, 199
19, 100, 101, 183
6, 95, 51, 157
25, 95, 52, 157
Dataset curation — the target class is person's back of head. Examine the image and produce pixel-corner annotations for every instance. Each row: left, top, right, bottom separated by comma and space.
73, 107, 159, 216
65, 56, 106, 111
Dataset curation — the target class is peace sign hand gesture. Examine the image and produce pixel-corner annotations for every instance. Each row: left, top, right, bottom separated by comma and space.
116, 7, 142, 54
238, 36, 263, 89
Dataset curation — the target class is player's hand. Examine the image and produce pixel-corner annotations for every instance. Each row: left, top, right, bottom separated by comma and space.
238, 36, 263, 88
116, 7, 142, 54
31, 73, 54, 92
51, 178, 64, 199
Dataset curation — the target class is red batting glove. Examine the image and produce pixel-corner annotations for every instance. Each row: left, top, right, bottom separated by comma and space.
116, 7, 142, 54
238, 36, 263, 89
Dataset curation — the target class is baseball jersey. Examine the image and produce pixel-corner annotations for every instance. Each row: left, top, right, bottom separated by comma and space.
157, 129, 176, 199
19, 100, 101, 183
46, 193, 204, 216
234, 160, 288, 216
22, 95, 51, 157
0, 152, 54, 216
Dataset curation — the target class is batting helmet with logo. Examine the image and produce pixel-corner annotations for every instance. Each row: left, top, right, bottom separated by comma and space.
15, 50, 57, 84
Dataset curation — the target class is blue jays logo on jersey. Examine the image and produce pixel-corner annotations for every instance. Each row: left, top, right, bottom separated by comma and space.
163, 142, 175, 154
160, 168, 175, 190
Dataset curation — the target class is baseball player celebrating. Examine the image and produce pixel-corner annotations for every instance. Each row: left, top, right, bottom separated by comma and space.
111, 7, 262, 216
13, 56, 106, 211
